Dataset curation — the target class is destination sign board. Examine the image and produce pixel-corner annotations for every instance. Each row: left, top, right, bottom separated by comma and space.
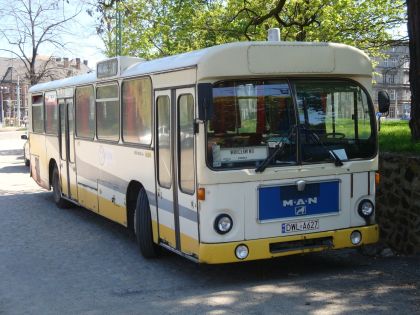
97, 58, 119, 79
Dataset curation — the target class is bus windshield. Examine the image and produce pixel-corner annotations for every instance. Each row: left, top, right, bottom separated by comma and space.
207, 80, 375, 170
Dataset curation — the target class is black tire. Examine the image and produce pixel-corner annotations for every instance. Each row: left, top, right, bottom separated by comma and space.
52, 165, 70, 209
134, 188, 159, 258
23, 147, 30, 166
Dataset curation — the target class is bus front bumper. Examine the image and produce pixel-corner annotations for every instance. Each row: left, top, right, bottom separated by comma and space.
198, 225, 379, 264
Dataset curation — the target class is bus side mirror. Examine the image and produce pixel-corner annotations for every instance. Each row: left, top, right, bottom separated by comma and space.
21, 134, 28, 140
198, 83, 213, 120
378, 91, 390, 114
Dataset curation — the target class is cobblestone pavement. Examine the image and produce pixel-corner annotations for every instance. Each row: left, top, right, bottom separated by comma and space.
0, 131, 419, 315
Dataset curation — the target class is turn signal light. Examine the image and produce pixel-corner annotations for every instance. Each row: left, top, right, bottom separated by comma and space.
198, 188, 205, 201
375, 172, 380, 185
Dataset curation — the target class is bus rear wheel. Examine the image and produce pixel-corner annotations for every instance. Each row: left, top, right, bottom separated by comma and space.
134, 188, 159, 258
52, 165, 69, 209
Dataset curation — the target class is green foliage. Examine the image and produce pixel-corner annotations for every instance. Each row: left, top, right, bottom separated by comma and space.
100, 0, 406, 59
379, 120, 420, 154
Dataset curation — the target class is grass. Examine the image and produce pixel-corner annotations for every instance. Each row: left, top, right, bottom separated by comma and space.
379, 120, 420, 154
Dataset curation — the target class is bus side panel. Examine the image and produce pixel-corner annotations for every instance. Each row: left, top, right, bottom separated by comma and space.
75, 139, 99, 213
45, 134, 60, 188
29, 133, 49, 190
151, 68, 196, 90
350, 172, 373, 227
75, 140, 156, 228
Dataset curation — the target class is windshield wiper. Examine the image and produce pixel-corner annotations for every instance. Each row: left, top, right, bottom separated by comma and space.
300, 126, 343, 167
255, 126, 297, 173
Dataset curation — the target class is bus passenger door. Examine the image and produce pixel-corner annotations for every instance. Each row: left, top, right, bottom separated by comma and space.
155, 90, 177, 248
59, 99, 78, 200
175, 88, 199, 256
59, 100, 69, 197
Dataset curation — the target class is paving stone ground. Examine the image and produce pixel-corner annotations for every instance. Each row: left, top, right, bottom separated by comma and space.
0, 131, 419, 315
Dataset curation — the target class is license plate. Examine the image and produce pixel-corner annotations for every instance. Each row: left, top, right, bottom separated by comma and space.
281, 219, 319, 234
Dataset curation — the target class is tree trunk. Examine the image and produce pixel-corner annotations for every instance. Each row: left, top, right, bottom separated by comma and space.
408, 0, 420, 139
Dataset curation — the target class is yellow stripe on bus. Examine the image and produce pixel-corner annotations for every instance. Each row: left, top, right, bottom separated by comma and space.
157, 223, 199, 255
158, 224, 176, 248
180, 233, 199, 256
98, 195, 127, 226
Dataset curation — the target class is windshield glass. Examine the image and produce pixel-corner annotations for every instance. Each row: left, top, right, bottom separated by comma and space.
295, 80, 375, 164
207, 80, 375, 170
207, 80, 297, 169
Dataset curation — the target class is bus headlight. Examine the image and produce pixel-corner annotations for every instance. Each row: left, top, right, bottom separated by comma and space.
214, 214, 233, 234
350, 230, 362, 245
358, 199, 374, 218
235, 244, 249, 260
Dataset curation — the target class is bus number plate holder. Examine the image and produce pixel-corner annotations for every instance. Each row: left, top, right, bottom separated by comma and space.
281, 219, 319, 234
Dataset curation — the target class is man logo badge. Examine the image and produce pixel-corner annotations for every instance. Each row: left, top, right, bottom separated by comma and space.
295, 206, 306, 215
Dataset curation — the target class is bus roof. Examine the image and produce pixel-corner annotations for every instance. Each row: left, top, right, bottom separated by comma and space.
29, 41, 371, 93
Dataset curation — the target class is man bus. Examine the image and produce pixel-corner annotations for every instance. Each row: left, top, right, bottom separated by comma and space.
28, 39, 389, 263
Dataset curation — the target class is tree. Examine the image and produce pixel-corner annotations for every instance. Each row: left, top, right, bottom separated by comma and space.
94, 0, 405, 59
408, 0, 420, 140
0, 0, 81, 85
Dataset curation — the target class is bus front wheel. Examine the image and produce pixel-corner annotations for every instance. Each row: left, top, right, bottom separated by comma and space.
134, 188, 159, 258
52, 166, 69, 209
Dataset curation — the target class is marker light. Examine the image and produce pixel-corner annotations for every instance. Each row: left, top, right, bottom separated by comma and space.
235, 244, 249, 260
214, 214, 233, 234
358, 199, 374, 218
375, 172, 380, 185
350, 230, 362, 245
197, 188, 205, 201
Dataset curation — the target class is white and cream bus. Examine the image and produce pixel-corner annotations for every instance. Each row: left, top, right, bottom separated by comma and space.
28, 40, 390, 264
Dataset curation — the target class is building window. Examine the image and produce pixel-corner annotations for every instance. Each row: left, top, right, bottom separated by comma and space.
389, 107, 395, 118
75, 85, 95, 139
96, 83, 119, 141
389, 90, 396, 101
389, 75, 395, 84
122, 77, 152, 145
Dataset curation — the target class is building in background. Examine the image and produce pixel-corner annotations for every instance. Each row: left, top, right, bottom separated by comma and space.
0, 57, 90, 127
372, 45, 411, 119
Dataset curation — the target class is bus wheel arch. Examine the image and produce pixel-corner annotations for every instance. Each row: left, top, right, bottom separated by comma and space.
50, 161, 70, 208
126, 180, 142, 235
48, 159, 58, 189
126, 181, 159, 258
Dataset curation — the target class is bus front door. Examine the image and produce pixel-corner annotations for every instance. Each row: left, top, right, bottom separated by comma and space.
155, 90, 177, 248
155, 88, 199, 256
59, 99, 78, 200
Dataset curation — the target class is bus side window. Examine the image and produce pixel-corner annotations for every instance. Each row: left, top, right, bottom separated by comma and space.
75, 85, 95, 139
122, 77, 152, 145
32, 94, 44, 133
96, 83, 119, 141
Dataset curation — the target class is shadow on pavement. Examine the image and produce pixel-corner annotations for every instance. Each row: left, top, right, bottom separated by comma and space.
0, 149, 23, 156
0, 164, 29, 174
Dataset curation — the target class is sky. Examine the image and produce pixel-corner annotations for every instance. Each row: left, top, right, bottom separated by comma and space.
0, 0, 106, 69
